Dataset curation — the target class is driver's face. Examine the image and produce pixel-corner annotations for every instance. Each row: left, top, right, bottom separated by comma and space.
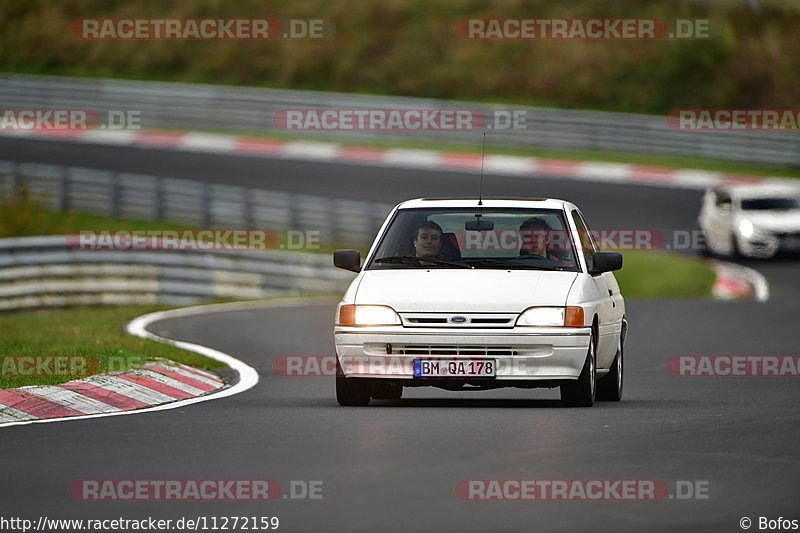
520, 228, 549, 256
414, 229, 442, 258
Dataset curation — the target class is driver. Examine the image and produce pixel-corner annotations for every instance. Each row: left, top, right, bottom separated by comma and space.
413, 221, 443, 264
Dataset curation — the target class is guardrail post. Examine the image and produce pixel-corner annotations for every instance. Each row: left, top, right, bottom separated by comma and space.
57, 166, 70, 211
287, 192, 298, 232
154, 176, 164, 220
243, 188, 254, 228
327, 198, 337, 247
110, 171, 121, 218
201, 182, 212, 227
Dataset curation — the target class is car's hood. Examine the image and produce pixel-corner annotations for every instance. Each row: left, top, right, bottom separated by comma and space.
739, 211, 800, 232
354, 269, 578, 313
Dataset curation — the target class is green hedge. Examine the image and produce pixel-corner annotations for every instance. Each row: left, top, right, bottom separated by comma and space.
2, 0, 798, 114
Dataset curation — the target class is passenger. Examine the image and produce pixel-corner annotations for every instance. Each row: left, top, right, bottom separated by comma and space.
518, 217, 573, 266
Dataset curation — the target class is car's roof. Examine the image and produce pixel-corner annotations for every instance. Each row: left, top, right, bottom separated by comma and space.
396, 197, 576, 210
713, 183, 800, 198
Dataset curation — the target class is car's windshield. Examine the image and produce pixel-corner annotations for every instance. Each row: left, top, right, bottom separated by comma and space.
368, 207, 580, 271
740, 197, 800, 211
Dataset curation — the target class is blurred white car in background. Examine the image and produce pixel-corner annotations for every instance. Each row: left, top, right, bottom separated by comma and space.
699, 184, 800, 259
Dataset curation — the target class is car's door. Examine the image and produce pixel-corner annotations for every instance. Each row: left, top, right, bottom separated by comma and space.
704, 190, 735, 254
571, 209, 621, 369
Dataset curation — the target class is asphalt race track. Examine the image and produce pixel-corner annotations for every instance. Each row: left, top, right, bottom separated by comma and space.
2, 300, 798, 532
1, 137, 799, 532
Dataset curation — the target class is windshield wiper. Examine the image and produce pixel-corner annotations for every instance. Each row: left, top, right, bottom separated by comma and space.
373, 256, 472, 268
462, 258, 571, 271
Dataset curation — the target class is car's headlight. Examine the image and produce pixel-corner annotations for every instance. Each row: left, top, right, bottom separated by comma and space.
336, 305, 401, 326
738, 219, 755, 238
516, 306, 585, 327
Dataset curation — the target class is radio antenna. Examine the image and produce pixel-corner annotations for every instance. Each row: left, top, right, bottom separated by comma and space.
478, 132, 486, 206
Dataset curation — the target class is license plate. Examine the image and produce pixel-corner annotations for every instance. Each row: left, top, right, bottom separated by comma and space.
413, 359, 496, 378
783, 236, 800, 250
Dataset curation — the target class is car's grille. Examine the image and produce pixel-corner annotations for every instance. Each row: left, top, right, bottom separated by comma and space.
776, 232, 800, 251
400, 313, 517, 328
394, 345, 519, 356
406, 317, 448, 324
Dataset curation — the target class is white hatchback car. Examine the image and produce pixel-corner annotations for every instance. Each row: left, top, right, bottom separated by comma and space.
699, 184, 800, 259
333, 198, 626, 407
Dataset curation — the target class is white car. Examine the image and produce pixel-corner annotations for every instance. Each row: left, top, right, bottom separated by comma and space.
699, 184, 800, 259
333, 198, 626, 407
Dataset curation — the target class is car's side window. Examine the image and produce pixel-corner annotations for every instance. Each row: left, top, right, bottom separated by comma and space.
715, 192, 732, 210
571, 210, 596, 271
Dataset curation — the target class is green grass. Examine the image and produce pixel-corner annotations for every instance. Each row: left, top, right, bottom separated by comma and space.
0, 210, 198, 238
0, 305, 225, 389
0, 184, 196, 238
614, 250, 716, 299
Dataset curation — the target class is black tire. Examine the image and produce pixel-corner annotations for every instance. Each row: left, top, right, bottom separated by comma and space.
699, 230, 714, 258
561, 332, 596, 407
336, 360, 371, 406
371, 382, 403, 400
597, 334, 623, 402
730, 231, 741, 258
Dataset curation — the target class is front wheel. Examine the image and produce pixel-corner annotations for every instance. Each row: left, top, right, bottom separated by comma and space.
336, 360, 371, 406
597, 334, 623, 402
560, 333, 596, 407
730, 231, 741, 258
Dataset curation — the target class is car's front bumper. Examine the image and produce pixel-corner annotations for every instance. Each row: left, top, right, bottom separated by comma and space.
334, 326, 591, 381
737, 232, 780, 258
737, 231, 800, 258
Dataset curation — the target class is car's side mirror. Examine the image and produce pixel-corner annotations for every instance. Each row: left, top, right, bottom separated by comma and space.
590, 252, 623, 274
334, 249, 361, 273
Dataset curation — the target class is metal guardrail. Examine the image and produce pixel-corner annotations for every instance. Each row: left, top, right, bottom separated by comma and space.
0, 158, 385, 312
0, 160, 392, 249
1, 74, 799, 166
0, 235, 355, 311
